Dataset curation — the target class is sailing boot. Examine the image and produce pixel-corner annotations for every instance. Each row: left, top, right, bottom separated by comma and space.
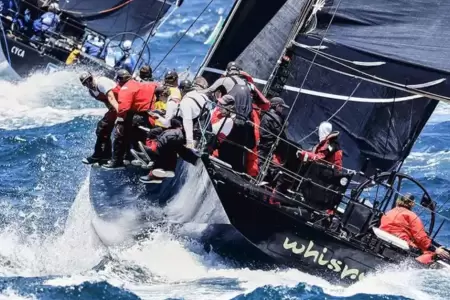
102, 159, 125, 170
139, 171, 164, 184
82, 156, 109, 165
152, 168, 175, 178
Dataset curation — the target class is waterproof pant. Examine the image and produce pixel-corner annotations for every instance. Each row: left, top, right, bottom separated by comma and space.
145, 140, 178, 172
93, 109, 117, 159
112, 112, 149, 163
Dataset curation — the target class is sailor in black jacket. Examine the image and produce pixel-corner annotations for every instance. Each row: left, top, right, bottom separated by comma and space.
258, 97, 290, 182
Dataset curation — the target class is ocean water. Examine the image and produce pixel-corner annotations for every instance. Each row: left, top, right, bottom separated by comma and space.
0, 0, 450, 299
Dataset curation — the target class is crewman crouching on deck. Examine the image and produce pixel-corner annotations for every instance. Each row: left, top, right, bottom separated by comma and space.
138, 118, 196, 184
296, 121, 343, 169
380, 193, 450, 264
79, 72, 120, 164
103, 69, 157, 169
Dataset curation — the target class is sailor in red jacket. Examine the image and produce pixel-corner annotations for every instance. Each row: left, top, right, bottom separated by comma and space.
380, 193, 450, 264
103, 69, 157, 169
79, 72, 120, 164
296, 121, 343, 169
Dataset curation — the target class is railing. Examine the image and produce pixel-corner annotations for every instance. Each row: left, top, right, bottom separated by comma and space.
194, 97, 450, 248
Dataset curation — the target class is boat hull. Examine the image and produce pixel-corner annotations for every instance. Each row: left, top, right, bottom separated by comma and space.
201, 158, 406, 284
0, 30, 115, 78
87, 160, 273, 265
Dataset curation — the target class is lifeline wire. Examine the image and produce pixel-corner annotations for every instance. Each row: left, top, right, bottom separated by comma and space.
153, 0, 215, 72
298, 79, 362, 143
258, 0, 343, 183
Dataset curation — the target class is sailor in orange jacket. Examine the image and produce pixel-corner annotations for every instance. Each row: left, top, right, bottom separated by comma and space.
380, 193, 450, 264
103, 69, 157, 169
296, 121, 343, 169
79, 72, 120, 164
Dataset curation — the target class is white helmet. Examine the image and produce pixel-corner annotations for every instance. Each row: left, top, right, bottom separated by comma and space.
122, 40, 132, 51
318, 121, 332, 142
48, 3, 60, 13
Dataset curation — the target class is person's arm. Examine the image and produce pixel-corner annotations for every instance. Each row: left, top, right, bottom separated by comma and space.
157, 100, 176, 127
106, 90, 118, 111
203, 78, 225, 94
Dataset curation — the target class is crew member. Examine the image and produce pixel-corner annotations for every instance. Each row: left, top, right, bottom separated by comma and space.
103, 69, 157, 169
139, 118, 192, 184
204, 61, 254, 173
79, 72, 120, 164
259, 97, 290, 182
179, 76, 210, 148
296, 121, 343, 169
31, 3, 60, 42
380, 193, 450, 264
163, 70, 182, 100
114, 40, 136, 74
210, 95, 242, 168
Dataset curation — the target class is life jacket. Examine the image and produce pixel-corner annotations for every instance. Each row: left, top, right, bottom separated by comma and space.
380, 206, 432, 252
33, 12, 59, 33
117, 80, 157, 119
300, 132, 343, 169
228, 75, 253, 120
153, 100, 167, 127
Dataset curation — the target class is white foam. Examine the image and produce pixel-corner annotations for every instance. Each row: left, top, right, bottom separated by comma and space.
0, 288, 35, 300
0, 70, 106, 130
0, 177, 107, 277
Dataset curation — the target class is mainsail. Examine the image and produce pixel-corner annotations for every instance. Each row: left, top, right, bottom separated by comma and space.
199, 0, 450, 177
59, 0, 179, 38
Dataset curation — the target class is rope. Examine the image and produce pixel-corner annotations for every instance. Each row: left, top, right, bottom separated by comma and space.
298, 79, 362, 143
258, 0, 343, 183
153, 0, 215, 72
132, 0, 168, 74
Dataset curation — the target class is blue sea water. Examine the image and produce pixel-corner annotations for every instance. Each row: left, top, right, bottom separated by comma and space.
0, 1, 450, 299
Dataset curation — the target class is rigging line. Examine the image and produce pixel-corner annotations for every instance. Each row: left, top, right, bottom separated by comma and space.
132, 0, 168, 74
195, 0, 244, 77
258, 0, 343, 183
298, 79, 362, 143
298, 45, 450, 103
153, 0, 215, 72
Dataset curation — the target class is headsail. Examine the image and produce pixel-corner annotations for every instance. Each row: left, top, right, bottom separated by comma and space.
199, 0, 305, 86
200, 0, 450, 178
59, 0, 179, 38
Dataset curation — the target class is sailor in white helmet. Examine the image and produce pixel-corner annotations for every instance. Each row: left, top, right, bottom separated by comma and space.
114, 40, 136, 74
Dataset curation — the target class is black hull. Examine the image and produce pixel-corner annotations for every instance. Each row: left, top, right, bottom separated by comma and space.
0, 33, 115, 78
201, 158, 411, 285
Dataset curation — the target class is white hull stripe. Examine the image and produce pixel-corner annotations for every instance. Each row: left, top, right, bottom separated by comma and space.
203, 67, 431, 103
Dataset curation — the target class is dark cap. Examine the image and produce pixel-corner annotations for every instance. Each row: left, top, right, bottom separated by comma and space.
79, 72, 93, 85
218, 94, 235, 107
271, 97, 289, 108
116, 69, 131, 81
139, 65, 152, 76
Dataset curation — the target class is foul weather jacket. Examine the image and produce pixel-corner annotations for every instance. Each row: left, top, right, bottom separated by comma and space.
298, 132, 343, 169
117, 80, 157, 119
380, 206, 432, 252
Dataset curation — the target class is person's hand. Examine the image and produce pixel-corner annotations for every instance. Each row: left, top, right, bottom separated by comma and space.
436, 247, 450, 260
